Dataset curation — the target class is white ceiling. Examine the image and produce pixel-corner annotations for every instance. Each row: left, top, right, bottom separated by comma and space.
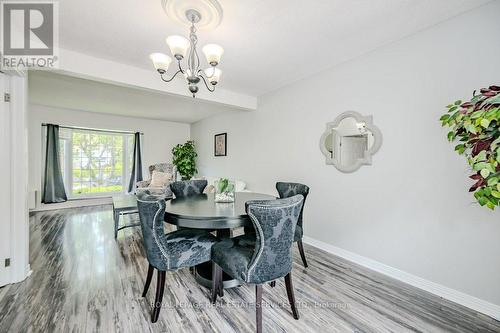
29, 71, 243, 123
58, 0, 490, 96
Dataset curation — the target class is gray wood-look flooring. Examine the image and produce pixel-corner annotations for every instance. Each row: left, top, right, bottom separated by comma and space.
0, 205, 499, 333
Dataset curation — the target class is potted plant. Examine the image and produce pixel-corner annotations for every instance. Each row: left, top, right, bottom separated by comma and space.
214, 178, 235, 203
172, 140, 197, 181
440, 85, 500, 209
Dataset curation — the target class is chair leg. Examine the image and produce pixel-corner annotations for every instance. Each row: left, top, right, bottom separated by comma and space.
297, 240, 308, 268
211, 262, 218, 304
255, 285, 263, 333
284, 273, 299, 320
217, 267, 224, 297
151, 270, 166, 323
142, 264, 154, 297
113, 210, 119, 239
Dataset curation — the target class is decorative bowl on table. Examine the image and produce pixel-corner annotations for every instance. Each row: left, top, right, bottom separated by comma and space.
214, 178, 235, 203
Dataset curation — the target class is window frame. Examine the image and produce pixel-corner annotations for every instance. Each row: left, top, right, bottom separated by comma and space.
42, 126, 136, 199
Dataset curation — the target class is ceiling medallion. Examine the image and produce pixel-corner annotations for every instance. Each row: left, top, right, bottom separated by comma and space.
151, 0, 224, 97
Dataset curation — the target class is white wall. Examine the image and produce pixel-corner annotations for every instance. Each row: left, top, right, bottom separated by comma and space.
191, 1, 500, 308
29, 104, 190, 209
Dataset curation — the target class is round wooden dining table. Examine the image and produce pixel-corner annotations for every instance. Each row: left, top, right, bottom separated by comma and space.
164, 192, 275, 289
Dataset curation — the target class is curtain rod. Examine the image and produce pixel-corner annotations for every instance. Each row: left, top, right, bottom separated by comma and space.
41, 123, 144, 135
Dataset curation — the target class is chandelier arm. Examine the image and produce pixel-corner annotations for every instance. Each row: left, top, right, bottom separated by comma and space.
199, 73, 215, 92
160, 70, 182, 83
177, 60, 185, 74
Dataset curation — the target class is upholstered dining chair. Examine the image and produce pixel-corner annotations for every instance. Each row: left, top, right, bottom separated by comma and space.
276, 182, 310, 268
170, 179, 208, 198
169, 180, 209, 237
169, 179, 211, 275
136, 163, 176, 196
136, 190, 217, 323
211, 195, 304, 333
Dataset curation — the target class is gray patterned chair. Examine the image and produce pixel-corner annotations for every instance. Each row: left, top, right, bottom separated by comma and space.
169, 179, 209, 241
211, 195, 304, 333
136, 163, 176, 197
276, 182, 310, 268
136, 190, 217, 323
170, 179, 208, 198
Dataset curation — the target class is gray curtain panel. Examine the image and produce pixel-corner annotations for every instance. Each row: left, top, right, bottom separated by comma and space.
128, 132, 143, 193
42, 124, 68, 204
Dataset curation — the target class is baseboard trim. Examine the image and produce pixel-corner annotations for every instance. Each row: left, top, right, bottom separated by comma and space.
30, 197, 113, 212
302, 236, 500, 321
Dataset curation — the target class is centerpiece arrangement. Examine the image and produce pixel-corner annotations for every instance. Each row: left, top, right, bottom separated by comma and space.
214, 178, 235, 203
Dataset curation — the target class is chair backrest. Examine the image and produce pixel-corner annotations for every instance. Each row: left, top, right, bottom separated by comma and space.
170, 180, 207, 198
136, 191, 169, 270
276, 182, 309, 228
244, 195, 304, 284
149, 163, 175, 179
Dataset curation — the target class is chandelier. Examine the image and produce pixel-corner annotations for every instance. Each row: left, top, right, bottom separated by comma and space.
150, 8, 224, 98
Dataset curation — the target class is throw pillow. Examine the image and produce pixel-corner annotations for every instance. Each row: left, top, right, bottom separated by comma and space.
204, 185, 215, 194
150, 171, 172, 188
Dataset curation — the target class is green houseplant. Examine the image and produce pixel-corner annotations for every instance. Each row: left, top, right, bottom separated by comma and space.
440, 85, 500, 209
172, 140, 197, 181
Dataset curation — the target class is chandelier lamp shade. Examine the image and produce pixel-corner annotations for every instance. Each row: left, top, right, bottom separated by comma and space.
149, 8, 224, 97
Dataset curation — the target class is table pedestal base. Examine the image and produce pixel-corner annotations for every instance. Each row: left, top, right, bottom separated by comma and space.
194, 261, 241, 289
193, 228, 240, 289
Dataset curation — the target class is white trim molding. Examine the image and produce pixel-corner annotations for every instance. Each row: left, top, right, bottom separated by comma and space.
8, 73, 31, 284
302, 236, 500, 321
31, 197, 113, 212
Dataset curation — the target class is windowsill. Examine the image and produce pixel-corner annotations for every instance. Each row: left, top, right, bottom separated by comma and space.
68, 192, 126, 200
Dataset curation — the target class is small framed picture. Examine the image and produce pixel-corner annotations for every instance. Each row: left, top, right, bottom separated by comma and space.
214, 133, 227, 157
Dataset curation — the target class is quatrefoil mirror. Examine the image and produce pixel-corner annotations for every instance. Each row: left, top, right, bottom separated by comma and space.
320, 111, 382, 173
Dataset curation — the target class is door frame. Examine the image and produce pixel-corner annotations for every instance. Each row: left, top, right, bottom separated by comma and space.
0, 71, 30, 286
0, 72, 12, 286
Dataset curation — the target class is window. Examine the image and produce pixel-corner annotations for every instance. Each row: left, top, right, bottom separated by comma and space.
53, 128, 135, 197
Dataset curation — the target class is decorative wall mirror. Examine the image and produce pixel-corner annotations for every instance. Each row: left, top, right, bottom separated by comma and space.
319, 111, 382, 173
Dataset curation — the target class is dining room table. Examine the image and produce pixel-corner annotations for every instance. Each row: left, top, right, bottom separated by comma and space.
164, 191, 276, 289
